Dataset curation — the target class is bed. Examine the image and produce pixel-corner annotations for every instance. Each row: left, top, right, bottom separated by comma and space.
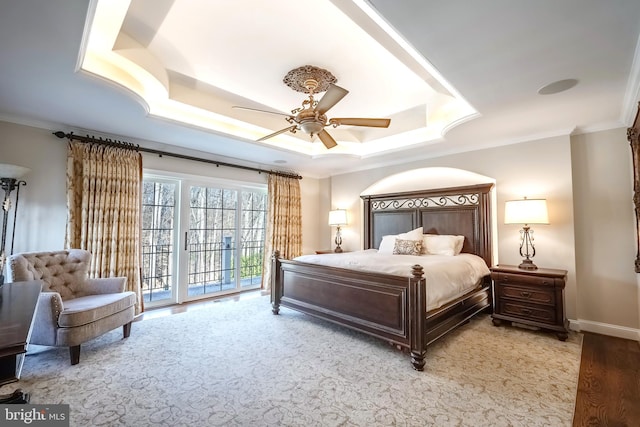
270, 183, 494, 370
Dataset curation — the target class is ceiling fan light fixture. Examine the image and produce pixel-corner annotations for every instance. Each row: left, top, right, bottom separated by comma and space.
240, 65, 391, 149
300, 120, 324, 135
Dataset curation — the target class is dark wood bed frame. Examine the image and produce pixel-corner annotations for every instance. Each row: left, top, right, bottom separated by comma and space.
270, 183, 494, 370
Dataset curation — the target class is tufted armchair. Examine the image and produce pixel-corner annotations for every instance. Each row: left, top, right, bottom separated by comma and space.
5, 249, 136, 365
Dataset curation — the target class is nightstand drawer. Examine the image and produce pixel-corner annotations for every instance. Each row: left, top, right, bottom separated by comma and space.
493, 272, 557, 287
496, 283, 555, 305
499, 301, 556, 324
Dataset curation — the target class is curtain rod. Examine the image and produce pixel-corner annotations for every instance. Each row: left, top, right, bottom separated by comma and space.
52, 131, 302, 180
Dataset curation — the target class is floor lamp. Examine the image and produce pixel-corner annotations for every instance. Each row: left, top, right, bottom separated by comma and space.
0, 163, 29, 285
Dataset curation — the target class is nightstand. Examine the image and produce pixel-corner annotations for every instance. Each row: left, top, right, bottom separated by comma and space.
315, 249, 349, 254
490, 265, 569, 341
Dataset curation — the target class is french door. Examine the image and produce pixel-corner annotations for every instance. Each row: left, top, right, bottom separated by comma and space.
141, 175, 267, 307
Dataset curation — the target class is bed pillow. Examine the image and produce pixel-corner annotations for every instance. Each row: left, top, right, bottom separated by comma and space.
400, 227, 424, 240
378, 227, 424, 254
378, 235, 398, 254
423, 234, 465, 256
392, 239, 423, 255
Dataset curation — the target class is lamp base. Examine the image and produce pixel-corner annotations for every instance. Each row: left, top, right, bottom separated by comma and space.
518, 259, 538, 270
334, 247, 343, 253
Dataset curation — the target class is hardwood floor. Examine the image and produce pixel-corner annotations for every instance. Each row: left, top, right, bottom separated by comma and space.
137, 294, 640, 426
573, 332, 640, 427
134, 290, 267, 322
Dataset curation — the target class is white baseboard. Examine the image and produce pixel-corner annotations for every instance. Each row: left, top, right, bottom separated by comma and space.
569, 318, 640, 341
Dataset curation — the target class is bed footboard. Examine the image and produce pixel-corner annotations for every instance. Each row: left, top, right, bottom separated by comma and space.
271, 251, 428, 370
271, 251, 492, 370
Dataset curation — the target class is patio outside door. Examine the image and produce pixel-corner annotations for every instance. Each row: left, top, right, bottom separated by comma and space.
141, 177, 266, 307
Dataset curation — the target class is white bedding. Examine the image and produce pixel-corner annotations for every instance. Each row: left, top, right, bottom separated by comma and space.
293, 250, 490, 311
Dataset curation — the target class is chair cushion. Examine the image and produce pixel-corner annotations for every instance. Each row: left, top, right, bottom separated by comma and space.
58, 291, 136, 328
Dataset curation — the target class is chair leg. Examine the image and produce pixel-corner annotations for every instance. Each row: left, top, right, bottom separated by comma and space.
69, 345, 81, 365
123, 321, 132, 338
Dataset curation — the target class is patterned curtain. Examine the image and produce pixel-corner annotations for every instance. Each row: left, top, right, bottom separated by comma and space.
66, 141, 143, 313
262, 174, 302, 290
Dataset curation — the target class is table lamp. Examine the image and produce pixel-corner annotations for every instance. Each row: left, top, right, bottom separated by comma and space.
328, 209, 347, 253
504, 198, 549, 270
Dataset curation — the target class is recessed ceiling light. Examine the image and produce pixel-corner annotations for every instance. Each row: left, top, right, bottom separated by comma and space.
274, 160, 287, 164
537, 79, 578, 95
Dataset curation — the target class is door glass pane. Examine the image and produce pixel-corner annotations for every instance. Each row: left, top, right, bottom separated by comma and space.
188, 186, 237, 296
240, 191, 267, 288
141, 180, 176, 304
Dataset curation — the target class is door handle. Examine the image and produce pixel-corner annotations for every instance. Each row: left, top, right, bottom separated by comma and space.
184, 232, 188, 251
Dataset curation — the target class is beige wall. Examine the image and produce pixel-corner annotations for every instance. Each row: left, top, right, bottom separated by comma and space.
2, 119, 638, 338
571, 128, 639, 334
0, 122, 67, 252
299, 177, 322, 255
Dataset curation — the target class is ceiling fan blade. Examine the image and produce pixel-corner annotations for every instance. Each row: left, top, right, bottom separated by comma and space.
257, 125, 297, 142
317, 129, 338, 149
315, 84, 349, 115
329, 118, 391, 128
232, 106, 292, 118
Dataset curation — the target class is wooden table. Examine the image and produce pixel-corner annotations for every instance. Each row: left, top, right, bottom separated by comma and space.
0, 280, 42, 386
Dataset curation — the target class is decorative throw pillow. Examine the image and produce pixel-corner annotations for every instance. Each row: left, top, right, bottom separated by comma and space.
392, 239, 423, 255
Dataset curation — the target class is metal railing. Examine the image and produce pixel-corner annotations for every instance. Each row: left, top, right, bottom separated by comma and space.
142, 239, 263, 302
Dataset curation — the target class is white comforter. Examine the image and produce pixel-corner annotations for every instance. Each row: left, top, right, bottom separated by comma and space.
293, 250, 490, 311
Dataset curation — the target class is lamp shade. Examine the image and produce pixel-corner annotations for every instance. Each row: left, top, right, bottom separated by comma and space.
0, 163, 29, 179
504, 199, 549, 225
328, 209, 347, 226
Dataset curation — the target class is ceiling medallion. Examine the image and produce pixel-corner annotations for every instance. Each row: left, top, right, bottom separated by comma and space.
283, 65, 337, 94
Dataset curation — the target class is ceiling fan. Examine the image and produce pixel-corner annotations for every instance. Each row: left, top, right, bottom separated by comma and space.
233, 65, 391, 149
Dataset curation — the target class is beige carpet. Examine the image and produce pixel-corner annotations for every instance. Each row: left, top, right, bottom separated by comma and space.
0, 295, 582, 426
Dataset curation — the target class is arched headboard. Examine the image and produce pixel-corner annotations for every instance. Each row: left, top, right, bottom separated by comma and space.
360, 183, 494, 267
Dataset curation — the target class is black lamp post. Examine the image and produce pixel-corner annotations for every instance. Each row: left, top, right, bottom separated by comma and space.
0, 164, 29, 285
